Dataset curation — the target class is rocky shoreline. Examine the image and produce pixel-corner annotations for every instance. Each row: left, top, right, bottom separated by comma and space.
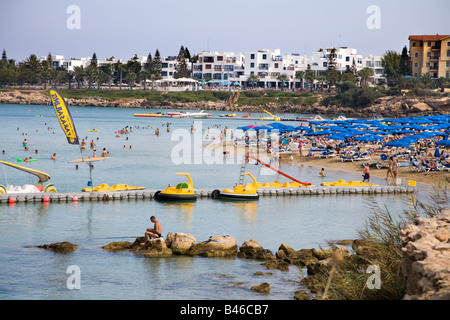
36, 210, 450, 300
1, 89, 449, 118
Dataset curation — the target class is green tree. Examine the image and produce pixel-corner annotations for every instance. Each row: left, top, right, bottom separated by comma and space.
139, 70, 152, 90
381, 50, 401, 86
174, 45, 191, 79
419, 73, 432, 89
277, 74, 289, 91
325, 48, 339, 87
90, 52, 98, 67
152, 49, 162, 77
247, 74, 259, 89
433, 77, 450, 93
99, 64, 114, 90
399, 46, 410, 76
73, 65, 85, 89
65, 71, 74, 90
295, 70, 305, 90
85, 65, 99, 89
115, 61, 124, 90
358, 67, 374, 86
304, 64, 316, 92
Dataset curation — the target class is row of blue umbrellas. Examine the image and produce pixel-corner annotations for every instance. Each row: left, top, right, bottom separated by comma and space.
236, 115, 450, 148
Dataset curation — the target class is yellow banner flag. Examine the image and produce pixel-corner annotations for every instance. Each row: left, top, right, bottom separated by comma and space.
49, 89, 79, 145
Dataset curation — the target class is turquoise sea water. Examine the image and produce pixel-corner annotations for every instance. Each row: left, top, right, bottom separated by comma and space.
0, 104, 423, 300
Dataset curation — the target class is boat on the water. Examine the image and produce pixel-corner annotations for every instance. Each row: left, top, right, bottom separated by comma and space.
170, 110, 212, 119
332, 115, 356, 121
81, 183, 145, 192
296, 115, 324, 122
134, 112, 163, 117
0, 160, 57, 194
212, 172, 259, 200
155, 173, 197, 201
320, 180, 379, 187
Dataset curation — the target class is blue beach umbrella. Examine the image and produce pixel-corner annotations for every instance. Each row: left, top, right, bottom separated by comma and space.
434, 147, 440, 158
385, 139, 412, 148
436, 140, 450, 147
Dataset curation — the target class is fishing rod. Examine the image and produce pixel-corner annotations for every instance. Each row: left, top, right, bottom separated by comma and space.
90, 236, 141, 240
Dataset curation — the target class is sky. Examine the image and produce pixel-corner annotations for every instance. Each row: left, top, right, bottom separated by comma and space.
0, 0, 449, 61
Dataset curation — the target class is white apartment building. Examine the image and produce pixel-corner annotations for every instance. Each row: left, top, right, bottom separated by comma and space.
362, 54, 385, 84
308, 47, 363, 76
241, 48, 310, 88
192, 51, 245, 82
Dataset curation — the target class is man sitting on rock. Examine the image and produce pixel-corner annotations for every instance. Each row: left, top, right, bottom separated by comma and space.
140, 216, 162, 245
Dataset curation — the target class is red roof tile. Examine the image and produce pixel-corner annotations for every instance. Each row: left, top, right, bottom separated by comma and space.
409, 35, 450, 41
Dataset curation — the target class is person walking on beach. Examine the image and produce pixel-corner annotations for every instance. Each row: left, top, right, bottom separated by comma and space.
140, 216, 162, 245
386, 157, 394, 180
363, 163, 370, 183
393, 158, 398, 180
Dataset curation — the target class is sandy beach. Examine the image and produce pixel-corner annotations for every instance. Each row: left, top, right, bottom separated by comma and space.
283, 152, 450, 187
212, 141, 450, 187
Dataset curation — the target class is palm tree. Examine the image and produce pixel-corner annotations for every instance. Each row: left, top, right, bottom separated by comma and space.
295, 71, 305, 90
66, 71, 74, 89
73, 66, 85, 89
304, 64, 316, 92
277, 74, 289, 91
316, 76, 327, 92
247, 74, 259, 89
139, 70, 152, 91
115, 62, 124, 90
97, 64, 114, 90
125, 69, 136, 90
85, 65, 98, 89
433, 77, 449, 93
358, 67, 374, 86
419, 73, 432, 89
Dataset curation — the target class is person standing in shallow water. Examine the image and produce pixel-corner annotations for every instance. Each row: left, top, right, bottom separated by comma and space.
362, 163, 370, 183
140, 216, 162, 245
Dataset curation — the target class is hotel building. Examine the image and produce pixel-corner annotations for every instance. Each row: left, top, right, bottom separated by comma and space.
192, 51, 245, 82
409, 34, 450, 78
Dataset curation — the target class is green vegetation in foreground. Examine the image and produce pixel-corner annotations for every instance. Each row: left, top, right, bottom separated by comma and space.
41, 89, 317, 107
301, 181, 448, 300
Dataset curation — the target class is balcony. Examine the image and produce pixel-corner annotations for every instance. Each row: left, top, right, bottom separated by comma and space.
430, 55, 440, 61
431, 46, 441, 51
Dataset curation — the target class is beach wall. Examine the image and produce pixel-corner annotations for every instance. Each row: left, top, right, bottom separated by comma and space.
400, 209, 450, 300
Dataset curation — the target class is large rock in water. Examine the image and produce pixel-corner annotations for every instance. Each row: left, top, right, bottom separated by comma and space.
165, 232, 197, 254
130, 237, 173, 257
187, 235, 237, 257
37, 242, 79, 253
238, 239, 276, 260
102, 241, 133, 251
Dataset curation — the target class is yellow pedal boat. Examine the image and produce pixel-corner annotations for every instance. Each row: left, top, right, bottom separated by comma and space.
155, 173, 197, 201
212, 173, 259, 200
320, 180, 379, 187
82, 183, 145, 192
257, 181, 313, 188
